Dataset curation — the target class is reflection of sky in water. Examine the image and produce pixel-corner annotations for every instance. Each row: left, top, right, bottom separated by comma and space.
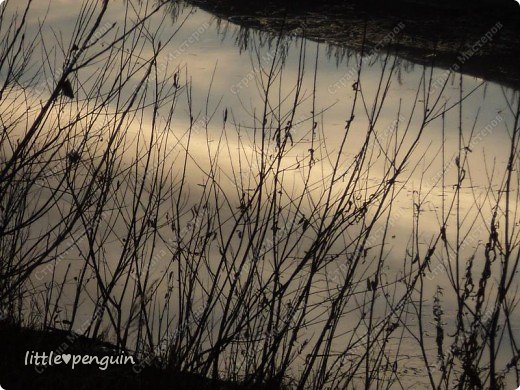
3, 0, 520, 384
6, 0, 519, 309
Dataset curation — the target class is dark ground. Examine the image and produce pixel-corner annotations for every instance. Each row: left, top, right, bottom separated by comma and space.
185, 0, 520, 88
0, 321, 280, 390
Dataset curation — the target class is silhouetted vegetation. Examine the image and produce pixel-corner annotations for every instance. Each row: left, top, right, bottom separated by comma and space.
1, 0, 520, 389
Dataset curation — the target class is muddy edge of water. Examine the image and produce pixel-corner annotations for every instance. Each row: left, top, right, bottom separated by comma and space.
186, 0, 520, 89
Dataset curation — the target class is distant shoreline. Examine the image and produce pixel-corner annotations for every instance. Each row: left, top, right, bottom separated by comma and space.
186, 0, 520, 88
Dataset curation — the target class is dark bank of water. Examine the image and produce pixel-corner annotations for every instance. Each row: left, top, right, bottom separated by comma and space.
185, 0, 520, 88
0, 321, 276, 390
